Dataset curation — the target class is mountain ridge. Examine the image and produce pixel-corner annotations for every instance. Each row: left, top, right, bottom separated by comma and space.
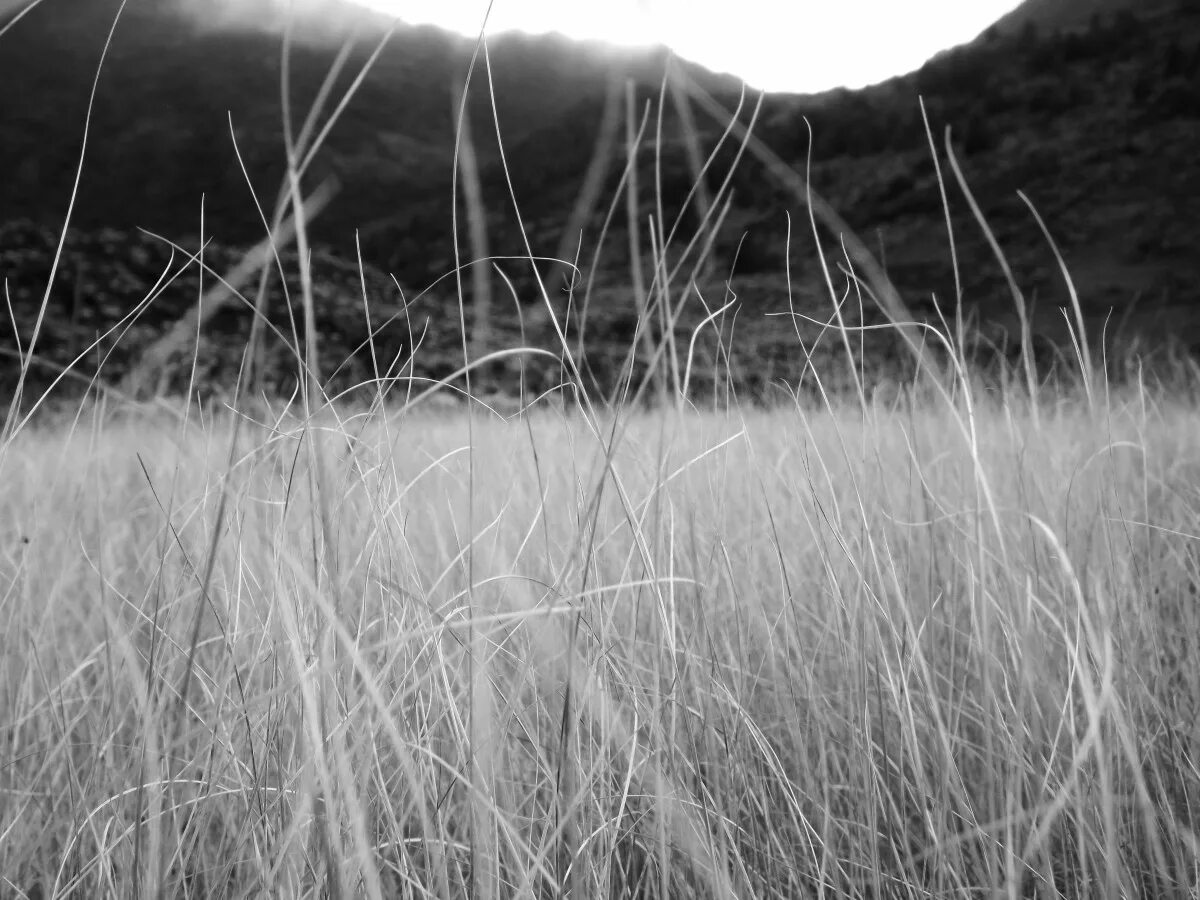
1, 0, 1196, 403
985, 0, 1180, 36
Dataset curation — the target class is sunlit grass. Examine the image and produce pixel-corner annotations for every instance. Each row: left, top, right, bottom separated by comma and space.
2, 380, 1199, 897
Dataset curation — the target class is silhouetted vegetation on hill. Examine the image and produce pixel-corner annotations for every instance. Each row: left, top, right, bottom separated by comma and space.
1, 0, 1197, 404
985, 0, 1178, 37
731, 0, 1200, 354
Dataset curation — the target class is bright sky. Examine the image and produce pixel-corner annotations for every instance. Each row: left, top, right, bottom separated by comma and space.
348, 0, 1024, 93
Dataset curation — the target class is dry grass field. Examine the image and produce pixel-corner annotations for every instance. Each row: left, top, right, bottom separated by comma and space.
2, 372, 1199, 898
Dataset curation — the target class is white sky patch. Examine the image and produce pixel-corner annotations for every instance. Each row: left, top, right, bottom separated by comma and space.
348, 0, 1024, 92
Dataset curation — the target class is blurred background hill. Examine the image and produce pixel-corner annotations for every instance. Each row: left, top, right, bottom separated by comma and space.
983, 0, 1179, 35
1, 0, 1196, 402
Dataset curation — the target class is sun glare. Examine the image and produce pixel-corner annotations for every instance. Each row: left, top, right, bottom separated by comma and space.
345, 0, 1024, 92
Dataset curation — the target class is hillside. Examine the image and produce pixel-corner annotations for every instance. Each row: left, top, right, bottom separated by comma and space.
1, 0, 1198, 405
0, 0, 719, 262
986, 0, 1179, 35
745, 0, 1200, 357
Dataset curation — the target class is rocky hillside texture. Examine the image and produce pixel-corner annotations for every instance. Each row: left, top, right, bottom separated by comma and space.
1, 0, 1196, 406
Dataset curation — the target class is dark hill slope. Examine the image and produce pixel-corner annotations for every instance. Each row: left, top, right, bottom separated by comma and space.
0, 0, 749, 401
987, 0, 1179, 35
1, 0, 1198, 404
0, 0, 734, 276
718, 0, 1200, 357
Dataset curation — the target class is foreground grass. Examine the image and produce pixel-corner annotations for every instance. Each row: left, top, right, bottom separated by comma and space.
1, 383, 1199, 899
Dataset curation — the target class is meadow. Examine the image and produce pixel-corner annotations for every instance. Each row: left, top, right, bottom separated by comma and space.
2, 367, 1200, 898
